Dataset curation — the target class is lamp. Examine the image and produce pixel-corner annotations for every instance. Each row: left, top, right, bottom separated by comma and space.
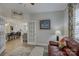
55, 30, 61, 41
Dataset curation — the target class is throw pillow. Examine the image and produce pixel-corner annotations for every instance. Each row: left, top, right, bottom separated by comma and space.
58, 39, 66, 49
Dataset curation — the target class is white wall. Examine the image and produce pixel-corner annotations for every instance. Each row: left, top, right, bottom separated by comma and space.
0, 16, 6, 54
30, 10, 66, 45
64, 7, 68, 36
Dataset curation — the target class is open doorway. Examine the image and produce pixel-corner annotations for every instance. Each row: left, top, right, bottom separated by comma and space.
5, 19, 28, 55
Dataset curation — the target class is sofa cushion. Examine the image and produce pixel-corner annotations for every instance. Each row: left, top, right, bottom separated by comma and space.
66, 38, 79, 54
50, 46, 65, 56
48, 37, 79, 56
63, 48, 76, 56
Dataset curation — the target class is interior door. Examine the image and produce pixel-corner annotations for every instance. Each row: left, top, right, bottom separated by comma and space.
28, 21, 36, 45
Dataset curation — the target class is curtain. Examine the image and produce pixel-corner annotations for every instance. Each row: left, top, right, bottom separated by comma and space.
68, 3, 74, 38
73, 4, 79, 40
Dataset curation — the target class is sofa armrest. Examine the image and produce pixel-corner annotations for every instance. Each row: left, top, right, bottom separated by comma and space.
49, 41, 58, 46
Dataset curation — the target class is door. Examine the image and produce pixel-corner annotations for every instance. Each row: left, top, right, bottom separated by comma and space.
28, 21, 36, 45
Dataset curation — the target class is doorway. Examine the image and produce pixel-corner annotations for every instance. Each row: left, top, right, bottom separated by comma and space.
5, 19, 28, 55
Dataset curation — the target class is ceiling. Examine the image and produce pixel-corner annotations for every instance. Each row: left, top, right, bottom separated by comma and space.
0, 3, 67, 14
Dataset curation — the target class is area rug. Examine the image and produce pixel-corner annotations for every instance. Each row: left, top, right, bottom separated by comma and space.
5, 46, 33, 56
43, 51, 48, 56
29, 47, 44, 56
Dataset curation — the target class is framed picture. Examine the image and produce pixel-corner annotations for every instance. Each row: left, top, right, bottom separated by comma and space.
40, 20, 50, 29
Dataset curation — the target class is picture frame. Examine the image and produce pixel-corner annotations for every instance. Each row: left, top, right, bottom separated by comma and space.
40, 20, 50, 29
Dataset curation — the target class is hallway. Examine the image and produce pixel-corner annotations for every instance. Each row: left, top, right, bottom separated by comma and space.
1, 38, 34, 56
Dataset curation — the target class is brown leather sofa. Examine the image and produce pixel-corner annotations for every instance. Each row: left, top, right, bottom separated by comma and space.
48, 37, 79, 56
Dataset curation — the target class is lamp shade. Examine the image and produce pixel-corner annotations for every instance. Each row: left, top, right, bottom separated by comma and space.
55, 30, 61, 36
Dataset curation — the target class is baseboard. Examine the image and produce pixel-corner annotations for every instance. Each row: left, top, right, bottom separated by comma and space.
27, 42, 48, 46
36, 43, 48, 46
27, 42, 36, 45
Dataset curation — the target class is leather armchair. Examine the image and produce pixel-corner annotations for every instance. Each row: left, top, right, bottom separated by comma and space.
48, 37, 78, 56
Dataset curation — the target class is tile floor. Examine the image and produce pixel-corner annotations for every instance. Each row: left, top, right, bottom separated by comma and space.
0, 38, 48, 56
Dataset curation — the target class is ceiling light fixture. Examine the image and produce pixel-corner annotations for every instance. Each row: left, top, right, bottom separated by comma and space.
11, 9, 23, 16
30, 3, 35, 5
